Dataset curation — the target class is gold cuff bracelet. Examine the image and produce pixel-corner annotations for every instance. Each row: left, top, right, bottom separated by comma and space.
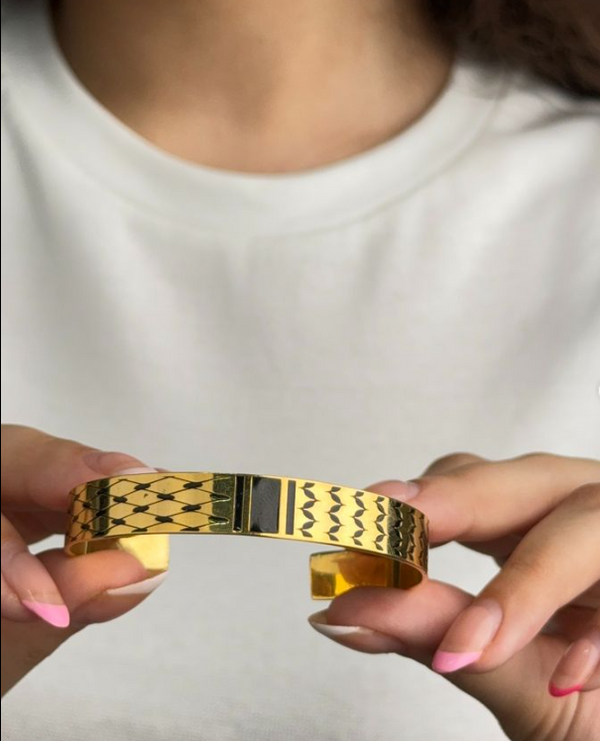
65, 472, 428, 599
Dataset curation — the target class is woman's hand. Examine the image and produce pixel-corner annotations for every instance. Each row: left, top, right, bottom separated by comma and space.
1, 425, 168, 696
308, 453, 600, 741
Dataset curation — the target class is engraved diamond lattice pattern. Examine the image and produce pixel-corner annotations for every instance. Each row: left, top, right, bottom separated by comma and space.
67, 474, 236, 542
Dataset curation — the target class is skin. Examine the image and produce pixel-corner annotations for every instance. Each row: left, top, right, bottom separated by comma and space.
53, 0, 452, 172
3, 448, 598, 738
1, 425, 168, 696
311, 454, 600, 741
3, 1, 598, 738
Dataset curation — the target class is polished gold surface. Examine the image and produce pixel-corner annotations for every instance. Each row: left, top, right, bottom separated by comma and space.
65, 472, 428, 598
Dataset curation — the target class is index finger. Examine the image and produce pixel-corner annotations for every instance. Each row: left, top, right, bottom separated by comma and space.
370, 452, 600, 544
1, 424, 153, 511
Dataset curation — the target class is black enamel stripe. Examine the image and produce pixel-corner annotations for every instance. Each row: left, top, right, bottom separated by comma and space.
285, 480, 296, 534
233, 476, 245, 532
249, 477, 281, 534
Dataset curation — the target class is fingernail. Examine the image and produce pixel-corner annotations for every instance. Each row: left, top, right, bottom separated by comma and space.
105, 571, 168, 597
112, 467, 158, 475
432, 598, 503, 674
548, 631, 600, 699
369, 480, 420, 501
308, 611, 407, 654
548, 684, 583, 698
22, 600, 70, 629
82, 450, 157, 477
432, 650, 483, 673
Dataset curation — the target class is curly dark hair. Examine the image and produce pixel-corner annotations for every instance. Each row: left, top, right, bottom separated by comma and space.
429, 0, 600, 97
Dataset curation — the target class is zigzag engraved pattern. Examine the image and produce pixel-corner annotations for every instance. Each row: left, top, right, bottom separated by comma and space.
299, 482, 318, 537
325, 486, 343, 543
373, 497, 387, 552
351, 491, 367, 547
292, 480, 426, 564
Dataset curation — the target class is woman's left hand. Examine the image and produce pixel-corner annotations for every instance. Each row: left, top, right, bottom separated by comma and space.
308, 453, 600, 741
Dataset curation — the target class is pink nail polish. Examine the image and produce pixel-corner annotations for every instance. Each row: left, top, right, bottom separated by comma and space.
432, 598, 503, 674
22, 600, 70, 628
432, 650, 482, 674
548, 631, 600, 698
548, 683, 583, 698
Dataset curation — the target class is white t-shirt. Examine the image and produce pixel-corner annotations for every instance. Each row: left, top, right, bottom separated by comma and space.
2, 1, 599, 740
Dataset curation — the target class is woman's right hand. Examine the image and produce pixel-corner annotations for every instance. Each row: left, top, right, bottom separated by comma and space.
1, 424, 169, 696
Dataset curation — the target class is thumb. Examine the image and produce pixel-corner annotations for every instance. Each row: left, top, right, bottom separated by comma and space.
1, 423, 157, 511
1, 424, 169, 695
40, 547, 168, 626
2, 547, 167, 697
1, 423, 164, 625
309, 581, 567, 739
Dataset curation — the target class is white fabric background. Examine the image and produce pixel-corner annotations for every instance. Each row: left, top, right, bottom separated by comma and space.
2, 1, 600, 739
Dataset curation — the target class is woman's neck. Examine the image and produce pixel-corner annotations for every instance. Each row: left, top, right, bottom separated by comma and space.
54, 0, 452, 172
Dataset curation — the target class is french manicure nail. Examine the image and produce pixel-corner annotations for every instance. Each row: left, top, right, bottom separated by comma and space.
308, 611, 407, 654
105, 571, 168, 597
369, 480, 420, 501
111, 467, 158, 475
22, 600, 70, 628
81, 449, 157, 476
399, 481, 420, 500
548, 631, 600, 698
432, 650, 483, 673
548, 683, 583, 698
7, 552, 71, 629
432, 598, 503, 674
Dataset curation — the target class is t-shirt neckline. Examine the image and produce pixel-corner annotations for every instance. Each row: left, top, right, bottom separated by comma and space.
2, 0, 508, 236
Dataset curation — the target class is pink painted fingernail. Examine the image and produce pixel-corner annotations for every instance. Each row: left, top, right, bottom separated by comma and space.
432, 598, 503, 674
22, 600, 70, 629
548, 683, 584, 698
432, 650, 483, 673
548, 630, 600, 698
7, 550, 71, 629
